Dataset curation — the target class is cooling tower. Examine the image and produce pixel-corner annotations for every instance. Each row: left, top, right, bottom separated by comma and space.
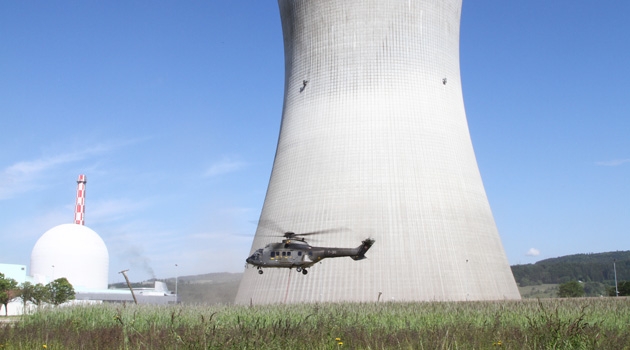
236, 0, 520, 304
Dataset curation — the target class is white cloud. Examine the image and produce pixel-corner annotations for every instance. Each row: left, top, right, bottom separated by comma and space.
0, 153, 81, 200
0, 143, 122, 200
526, 248, 540, 256
204, 158, 247, 177
595, 159, 630, 166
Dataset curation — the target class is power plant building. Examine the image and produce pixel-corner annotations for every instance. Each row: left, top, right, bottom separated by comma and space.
236, 0, 520, 304
1, 175, 176, 316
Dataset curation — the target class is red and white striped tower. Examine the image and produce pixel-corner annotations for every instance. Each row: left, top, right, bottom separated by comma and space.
74, 174, 87, 225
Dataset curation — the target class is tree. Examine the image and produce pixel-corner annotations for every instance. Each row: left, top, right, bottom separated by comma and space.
0, 273, 19, 316
47, 278, 75, 306
31, 283, 51, 307
19, 281, 34, 312
19, 282, 50, 312
619, 281, 630, 296
557, 280, 584, 298
583, 282, 607, 297
608, 281, 630, 297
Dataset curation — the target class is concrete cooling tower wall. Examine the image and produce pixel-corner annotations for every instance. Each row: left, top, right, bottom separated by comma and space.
236, 0, 520, 304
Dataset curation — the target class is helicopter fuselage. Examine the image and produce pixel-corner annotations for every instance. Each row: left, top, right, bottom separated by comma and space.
246, 238, 374, 275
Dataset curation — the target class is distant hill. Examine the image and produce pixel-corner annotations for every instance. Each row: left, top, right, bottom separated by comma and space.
511, 251, 630, 287
532, 251, 630, 266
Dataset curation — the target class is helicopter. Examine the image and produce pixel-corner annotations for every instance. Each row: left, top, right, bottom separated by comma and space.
245, 231, 375, 275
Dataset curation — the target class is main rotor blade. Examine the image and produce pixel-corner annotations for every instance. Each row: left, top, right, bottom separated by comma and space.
253, 223, 349, 238
295, 228, 347, 237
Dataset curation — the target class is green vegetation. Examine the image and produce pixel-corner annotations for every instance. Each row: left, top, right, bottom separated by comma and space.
1, 298, 630, 349
512, 251, 630, 288
0, 274, 18, 316
46, 278, 76, 306
557, 281, 584, 298
17, 282, 49, 310
519, 282, 611, 299
608, 281, 630, 297
0, 276, 76, 315
518, 283, 559, 299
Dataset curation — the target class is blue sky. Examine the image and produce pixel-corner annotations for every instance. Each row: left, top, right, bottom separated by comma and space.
1, 1, 628, 283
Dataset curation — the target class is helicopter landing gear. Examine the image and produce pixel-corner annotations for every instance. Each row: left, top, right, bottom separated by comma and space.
302, 269, 308, 275
257, 267, 263, 274
296, 267, 302, 273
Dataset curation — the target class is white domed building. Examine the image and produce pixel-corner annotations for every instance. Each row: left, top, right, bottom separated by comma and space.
30, 223, 109, 290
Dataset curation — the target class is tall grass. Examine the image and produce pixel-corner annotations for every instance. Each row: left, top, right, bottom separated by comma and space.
1, 298, 629, 349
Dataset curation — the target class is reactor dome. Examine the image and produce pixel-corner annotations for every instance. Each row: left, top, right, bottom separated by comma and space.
30, 223, 109, 290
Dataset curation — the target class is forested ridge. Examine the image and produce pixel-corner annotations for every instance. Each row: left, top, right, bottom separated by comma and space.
511, 251, 630, 286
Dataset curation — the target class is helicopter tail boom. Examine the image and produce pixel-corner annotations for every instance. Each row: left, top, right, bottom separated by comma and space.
350, 238, 375, 261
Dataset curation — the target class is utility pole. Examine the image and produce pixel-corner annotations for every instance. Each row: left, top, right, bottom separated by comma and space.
175, 264, 179, 301
119, 270, 138, 305
614, 260, 619, 297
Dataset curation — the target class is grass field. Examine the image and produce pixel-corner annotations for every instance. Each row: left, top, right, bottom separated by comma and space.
1, 298, 629, 349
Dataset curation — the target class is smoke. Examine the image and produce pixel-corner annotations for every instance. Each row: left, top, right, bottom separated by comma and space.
122, 245, 156, 280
